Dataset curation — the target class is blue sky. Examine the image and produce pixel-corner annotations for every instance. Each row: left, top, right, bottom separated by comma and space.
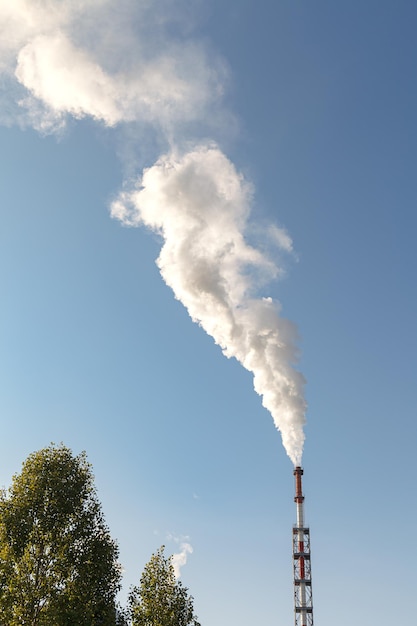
0, 1, 416, 624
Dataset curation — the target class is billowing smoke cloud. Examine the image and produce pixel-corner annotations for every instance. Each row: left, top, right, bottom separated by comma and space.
0, 0, 225, 133
0, 0, 306, 465
111, 146, 306, 465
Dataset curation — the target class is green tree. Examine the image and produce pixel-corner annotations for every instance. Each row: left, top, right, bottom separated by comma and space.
0, 443, 122, 625
128, 546, 201, 626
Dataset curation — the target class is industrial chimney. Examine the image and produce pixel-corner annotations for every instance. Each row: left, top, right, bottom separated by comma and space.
293, 467, 314, 626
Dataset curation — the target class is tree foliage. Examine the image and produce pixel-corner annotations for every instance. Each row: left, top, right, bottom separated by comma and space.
0, 443, 122, 625
128, 546, 201, 626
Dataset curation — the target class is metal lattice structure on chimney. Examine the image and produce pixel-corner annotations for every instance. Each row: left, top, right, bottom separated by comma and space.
293, 467, 314, 626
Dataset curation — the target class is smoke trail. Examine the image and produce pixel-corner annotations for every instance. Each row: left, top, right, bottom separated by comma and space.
0, 1, 225, 133
111, 146, 306, 465
0, 0, 306, 465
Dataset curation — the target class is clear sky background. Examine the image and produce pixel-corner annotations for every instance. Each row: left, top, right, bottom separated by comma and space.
0, 1, 416, 625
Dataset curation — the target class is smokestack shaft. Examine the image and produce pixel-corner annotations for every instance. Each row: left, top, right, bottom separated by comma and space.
294, 465, 305, 527
293, 466, 313, 626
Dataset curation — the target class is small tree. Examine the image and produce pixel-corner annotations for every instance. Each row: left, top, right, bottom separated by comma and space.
128, 546, 201, 626
0, 443, 122, 625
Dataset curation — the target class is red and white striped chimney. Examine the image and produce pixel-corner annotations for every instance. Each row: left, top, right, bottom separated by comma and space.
292, 467, 314, 626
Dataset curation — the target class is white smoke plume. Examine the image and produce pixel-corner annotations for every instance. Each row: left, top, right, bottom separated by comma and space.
0, 0, 225, 132
111, 146, 306, 465
0, 0, 306, 465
